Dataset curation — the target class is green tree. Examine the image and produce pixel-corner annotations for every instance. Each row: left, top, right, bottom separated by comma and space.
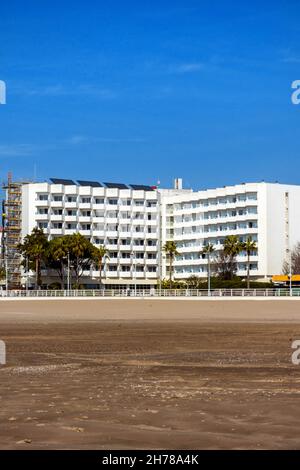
201, 243, 215, 292
19, 227, 49, 289
223, 235, 243, 257
241, 236, 257, 288
213, 235, 243, 281
163, 241, 179, 288
67, 233, 95, 288
92, 245, 110, 289
46, 237, 70, 288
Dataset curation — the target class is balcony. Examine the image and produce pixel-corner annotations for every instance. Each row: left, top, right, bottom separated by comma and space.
78, 216, 92, 223
51, 214, 64, 222
106, 230, 118, 237
50, 201, 64, 208
79, 202, 91, 209
35, 213, 49, 220
79, 229, 92, 236
119, 257, 132, 264
106, 271, 119, 278
49, 228, 63, 235
92, 229, 105, 237
35, 200, 49, 207
145, 245, 157, 251
64, 228, 77, 235
146, 271, 158, 278
119, 244, 132, 251
118, 231, 132, 237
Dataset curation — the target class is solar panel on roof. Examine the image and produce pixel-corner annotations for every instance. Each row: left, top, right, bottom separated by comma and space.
130, 184, 154, 191
50, 178, 76, 185
104, 182, 128, 189
77, 180, 102, 187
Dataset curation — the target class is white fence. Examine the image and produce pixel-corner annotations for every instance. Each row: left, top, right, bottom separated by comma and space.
1, 288, 300, 298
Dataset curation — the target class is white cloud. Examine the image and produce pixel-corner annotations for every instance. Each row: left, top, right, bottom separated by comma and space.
19, 84, 117, 99
0, 144, 36, 157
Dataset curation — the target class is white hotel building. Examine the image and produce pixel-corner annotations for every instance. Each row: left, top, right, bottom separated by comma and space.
21, 179, 159, 288
19, 178, 300, 288
159, 181, 300, 282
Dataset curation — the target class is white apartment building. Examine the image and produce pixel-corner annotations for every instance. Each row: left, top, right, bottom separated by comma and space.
21, 179, 159, 288
159, 182, 300, 281
18, 178, 300, 288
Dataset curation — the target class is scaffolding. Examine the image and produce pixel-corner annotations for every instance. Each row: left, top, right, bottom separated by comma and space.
2, 173, 22, 289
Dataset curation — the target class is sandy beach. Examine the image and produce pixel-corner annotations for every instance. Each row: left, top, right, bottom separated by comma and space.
1, 299, 300, 449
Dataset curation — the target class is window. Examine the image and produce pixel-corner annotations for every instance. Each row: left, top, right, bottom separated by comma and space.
147, 266, 157, 272
95, 239, 104, 245
95, 198, 104, 204
66, 223, 76, 230
121, 265, 131, 272
81, 197, 91, 204
67, 210, 77, 216
53, 195, 63, 202
108, 198, 118, 205
120, 199, 131, 206
38, 194, 48, 201
108, 265, 117, 272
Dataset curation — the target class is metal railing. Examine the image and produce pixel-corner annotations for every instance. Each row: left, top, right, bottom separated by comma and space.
1, 288, 300, 298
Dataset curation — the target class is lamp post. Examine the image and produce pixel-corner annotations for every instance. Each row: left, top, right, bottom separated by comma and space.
130, 252, 136, 296
207, 252, 211, 296
26, 256, 29, 293
67, 251, 70, 292
289, 248, 292, 297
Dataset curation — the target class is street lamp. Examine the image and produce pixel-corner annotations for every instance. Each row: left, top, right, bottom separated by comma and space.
130, 251, 136, 296
67, 251, 70, 292
289, 248, 292, 297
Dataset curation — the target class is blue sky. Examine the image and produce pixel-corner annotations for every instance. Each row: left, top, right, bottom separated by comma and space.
0, 0, 300, 190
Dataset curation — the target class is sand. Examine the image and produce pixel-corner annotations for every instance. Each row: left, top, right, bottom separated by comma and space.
1, 298, 300, 449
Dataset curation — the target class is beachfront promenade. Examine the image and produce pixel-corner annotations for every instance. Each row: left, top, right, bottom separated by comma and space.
0, 288, 299, 299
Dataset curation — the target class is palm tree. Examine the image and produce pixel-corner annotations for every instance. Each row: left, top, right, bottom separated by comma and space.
201, 243, 215, 293
93, 245, 109, 289
163, 241, 179, 288
223, 235, 243, 257
241, 236, 257, 288
19, 227, 48, 289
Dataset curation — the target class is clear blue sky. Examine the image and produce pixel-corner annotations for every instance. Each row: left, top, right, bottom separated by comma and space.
0, 0, 300, 190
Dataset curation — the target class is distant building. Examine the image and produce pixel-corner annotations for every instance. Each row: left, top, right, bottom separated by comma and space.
159, 182, 300, 281
4, 177, 300, 288
21, 179, 159, 288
